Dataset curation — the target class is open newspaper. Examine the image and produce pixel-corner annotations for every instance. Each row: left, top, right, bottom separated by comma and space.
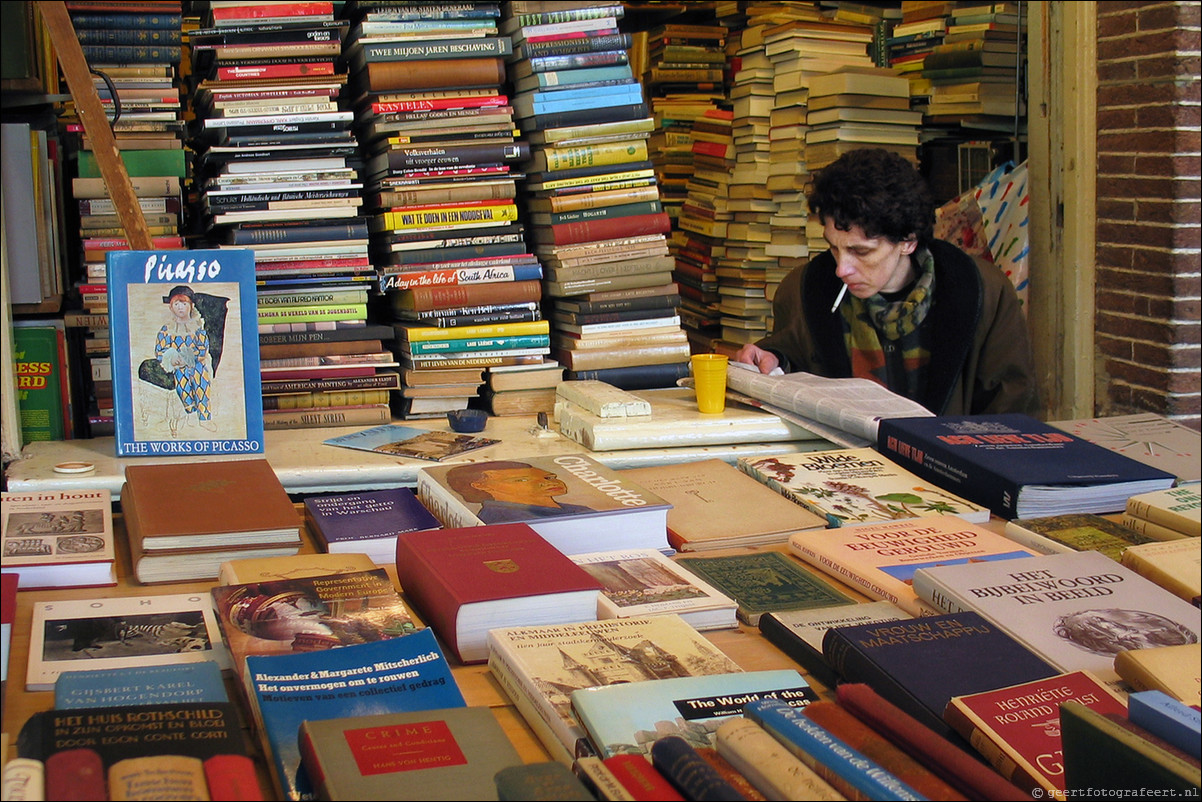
723, 363, 933, 448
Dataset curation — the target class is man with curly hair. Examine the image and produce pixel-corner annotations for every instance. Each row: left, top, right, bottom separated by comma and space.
736, 148, 1038, 416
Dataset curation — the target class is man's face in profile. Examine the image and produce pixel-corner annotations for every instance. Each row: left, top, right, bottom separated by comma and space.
472, 466, 568, 506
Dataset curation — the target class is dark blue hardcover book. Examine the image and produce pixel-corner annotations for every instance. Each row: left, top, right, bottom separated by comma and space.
821, 610, 1059, 739
304, 487, 440, 564
225, 221, 369, 245
649, 735, 749, 802
516, 31, 632, 59
876, 413, 1177, 518
567, 361, 690, 390
522, 102, 650, 132
70, 12, 182, 30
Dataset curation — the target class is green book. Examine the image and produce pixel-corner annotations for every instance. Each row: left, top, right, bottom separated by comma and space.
1003, 512, 1156, 562
11, 320, 70, 442
77, 148, 187, 178
676, 552, 855, 626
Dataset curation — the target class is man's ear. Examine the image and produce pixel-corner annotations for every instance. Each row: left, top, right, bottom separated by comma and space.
900, 236, 918, 255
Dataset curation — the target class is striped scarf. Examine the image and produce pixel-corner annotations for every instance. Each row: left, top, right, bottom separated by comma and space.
839, 247, 935, 403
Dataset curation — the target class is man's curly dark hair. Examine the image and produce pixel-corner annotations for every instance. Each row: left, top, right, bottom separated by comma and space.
807, 148, 935, 247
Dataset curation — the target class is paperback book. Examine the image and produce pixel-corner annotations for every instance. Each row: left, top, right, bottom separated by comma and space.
106, 248, 265, 457
244, 629, 464, 801
738, 447, 991, 528
569, 548, 738, 631
912, 550, 1202, 684
788, 515, 1038, 616
571, 669, 817, 759
323, 423, 498, 460
1048, 412, 1202, 484
487, 615, 742, 764
210, 568, 424, 675
304, 487, 440, 565
417, 454, 672, 555
54, 661, 228, 709
1, 488, 116, 589
675, 551, 855, 626
27, 593, 230, 692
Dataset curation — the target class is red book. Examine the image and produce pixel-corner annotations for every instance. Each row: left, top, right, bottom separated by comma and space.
533, 212, 671, 247
210, 2, 332, 21
45, 749, 106, 801
393, 523, 602, 663
215, 62, 335, 80
372, 95, 508, 113
803, 702, 970, 801
943, 671, 1130, 797
203, 755, 264, 801
836, 683, 1030, 802
603, 753, 685, 801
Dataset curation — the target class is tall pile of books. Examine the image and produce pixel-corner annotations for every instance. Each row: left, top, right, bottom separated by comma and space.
504, 1, 687, 390
345, 0, 539, 419
60, 0, 187, 436
889, 0, 955, 112
642, 21, 728, 225
186, 1, 393, 431
805, 66, 919, 171
674, 107, 731, 352
923, 2, 1025, 134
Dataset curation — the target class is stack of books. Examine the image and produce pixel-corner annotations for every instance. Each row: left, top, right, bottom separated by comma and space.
186, 3, 397, 430
344, 0, 542, 418
642, 22, 729, 223
674, 108, 731, 352
1122, 485, 1202, 542
59, 1, 187, 435
504, 2, 688, 389
923, 2, 1026, 133
482, 359, 564, 416
887, 0, 955, 105
804, 66, 919, 170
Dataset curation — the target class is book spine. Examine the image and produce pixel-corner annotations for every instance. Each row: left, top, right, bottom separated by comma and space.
400, 280, 542, 312
371, 95, 507, 113
541, 185, 660, 212
648, 736, 748, 802
519, 32, 631, 58
71, 12, 182, 28
365, 57, 506, 92
485, 646, 577, 765
378, 203, 520, 230
401, 320, 548, 342
1119, 514, 1190, 542
602, 754, 684, 801
257, 306, 367, 324
539, 200, 664, 227
536, 212, 671, 247
376, 181, 516, 207
744, 698, 926, 801
553, 341, 689, 372
79, 45, 181, 63
259, 373, 401, 393
941, 696, 1044, 794
257, 290, 367, 307
380, 263, 539, 291
565, 361, 689, 391
262, 404, 391, 429
356, 36, 512, 61
1125, 494, 1200, 537
405, 335, 550, 355
523, 102, 649, 131
573, 756, 638, 801
76, 27, 182, 46
756, 614, 835, 689
401, 308, 542, 328
715, 717, 844, 801
526, 49, 629, 73
215, 62, 335, 80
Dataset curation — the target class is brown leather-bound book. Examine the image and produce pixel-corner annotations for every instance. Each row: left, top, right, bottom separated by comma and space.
364, 57, 506, 92
530, 211, 672, 246
394, 279, 542, 313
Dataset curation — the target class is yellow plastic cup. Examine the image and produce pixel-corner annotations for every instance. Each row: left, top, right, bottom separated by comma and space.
691, 354, 729, 414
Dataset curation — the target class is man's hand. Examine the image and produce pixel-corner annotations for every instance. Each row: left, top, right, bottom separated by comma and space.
734, 343, 780, 374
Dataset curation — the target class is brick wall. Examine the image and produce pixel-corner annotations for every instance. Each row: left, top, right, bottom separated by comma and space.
1095, 1, 1201, 429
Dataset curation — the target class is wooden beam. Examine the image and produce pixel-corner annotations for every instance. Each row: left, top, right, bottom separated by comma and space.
35, 0, 153, 250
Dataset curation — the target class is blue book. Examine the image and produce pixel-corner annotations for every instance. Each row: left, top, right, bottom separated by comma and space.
570, 669, 817, 759
876, 413, 1176, 518
54, 661, 227, 709
744, 698, 926, 802
514, 85, 643, 116
245, 629, 464, 801
1127, 690, 1202, 755
518, 64, 634, 90
303, 487, 440, 564
106, 248, 264, 457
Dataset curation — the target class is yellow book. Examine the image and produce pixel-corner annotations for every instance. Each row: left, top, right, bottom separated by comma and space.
380, 203, 518, 230
399, 319, 549, 343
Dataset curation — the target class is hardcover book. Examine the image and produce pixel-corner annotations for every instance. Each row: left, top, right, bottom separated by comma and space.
1119, 537, 1201, 604
487, 615, 743, 764
1, 488, 116, 589
304, 487, 440, 564
571, 669, 817, 759
911, 551, 1202, 685
298, 706, 523, 801
106, 248, 264, 457
738, 447, 991, 527
649, 735, 752, 802
1003, 513, 1157, 562
569, 548, 738, 631
217, 551, 379, 585
743, 697, 927, 802
944, 670, 1129, 795
1124, 484, 1201, 538
758, 601, 912, 690
876, 414, 1177, 519
619, 459, 826, 552
788, 515, 1038, 616
416, 454, 672, 555
1127, 690, 1202, 755
210, 568, 424, 674
494, 761, 596, 801
54, 661, 227, 709
715, 717, 844, 801
676, 551, 856, 626
27, 592, 231, 691
1113, 643, 1201, 707
16, 702, 264, 801
244, 629, 464, 801
392, 523, 602, 664
821, 611, 1061, 739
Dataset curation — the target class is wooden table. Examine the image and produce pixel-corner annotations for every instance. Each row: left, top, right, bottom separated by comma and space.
0, 507, 858, 799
